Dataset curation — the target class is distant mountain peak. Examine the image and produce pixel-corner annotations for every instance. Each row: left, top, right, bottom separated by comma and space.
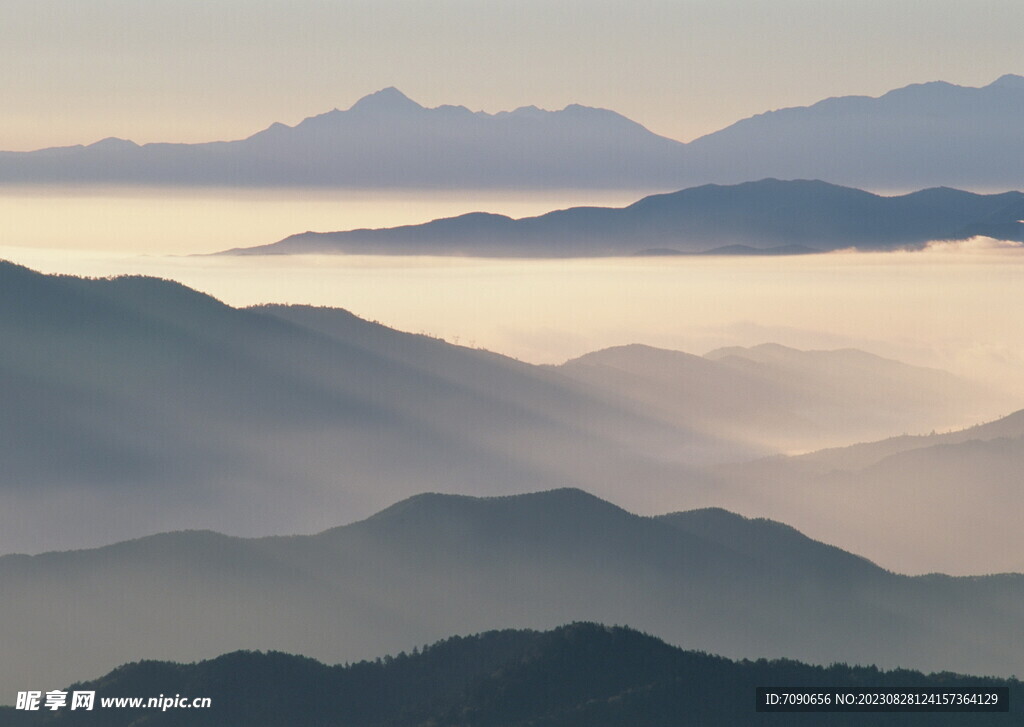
989, 73, 1024, 89
86, 136, 139, 150
348, 87, 423, 113
341, 488, 633, 538
364, 487, 620, 520
747, 342, 800, 354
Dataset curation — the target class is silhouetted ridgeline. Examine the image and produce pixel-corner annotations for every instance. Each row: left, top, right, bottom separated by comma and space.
0, 87, 686, 189
223, 179, 1024, 257
2, 75, 1023, 190
3, 624, 1019, 726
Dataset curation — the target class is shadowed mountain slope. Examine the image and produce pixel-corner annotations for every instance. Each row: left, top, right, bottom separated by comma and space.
3, 260, 994, 554
1, 489, 1021, 703
0, 260, 731, 554
3, 623, 1019, 726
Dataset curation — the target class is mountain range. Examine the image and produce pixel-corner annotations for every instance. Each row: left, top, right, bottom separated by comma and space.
0, 87, 685, 189
1, 75, 1022, 190
0, 261, 1007, 555
2, 488, 1022, 709
3, 623, 1019, 726
684, 74, 1024, 191
219, 178, 1024, 256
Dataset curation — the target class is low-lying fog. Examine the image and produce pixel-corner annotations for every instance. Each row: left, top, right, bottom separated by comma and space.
0, 186, 649, 254
6, 236, 1024, 398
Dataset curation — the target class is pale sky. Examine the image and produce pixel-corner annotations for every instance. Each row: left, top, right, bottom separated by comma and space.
1, 0, 1021, 151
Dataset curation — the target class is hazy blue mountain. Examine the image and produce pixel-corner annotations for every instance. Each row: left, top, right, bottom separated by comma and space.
0, 259, 744, 554
554, 342, 1007, 453
2, 76, 1023, 190
0, 87, 687, 189
1, 489, 1022, 703
3, 623, 1019, 726
223, 179, 1024, 257
714, 406, 1024, 575
5, 261, 996, 555
684, 74, 1024, 190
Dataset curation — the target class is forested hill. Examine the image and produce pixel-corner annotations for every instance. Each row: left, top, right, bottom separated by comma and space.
5, 623, 1018, 726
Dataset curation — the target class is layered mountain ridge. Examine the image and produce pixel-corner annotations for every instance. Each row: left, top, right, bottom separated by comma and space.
2, 260, 1005, 557
1, 488, 1022, 707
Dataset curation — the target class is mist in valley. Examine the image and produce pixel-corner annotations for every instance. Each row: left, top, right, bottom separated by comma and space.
2, 243, 1023, 578
4, 196, 1024, 708
4, 3, 1024, 718
8, 235, 1024, 398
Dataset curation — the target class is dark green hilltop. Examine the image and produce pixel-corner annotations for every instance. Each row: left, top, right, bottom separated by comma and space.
4, 623, 1019, 726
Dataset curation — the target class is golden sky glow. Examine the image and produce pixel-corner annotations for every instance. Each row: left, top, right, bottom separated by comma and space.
1, 1, 1020, 150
